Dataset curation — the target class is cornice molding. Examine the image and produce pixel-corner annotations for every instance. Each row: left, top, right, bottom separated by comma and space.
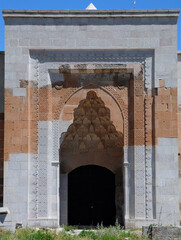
2, 9, 180, 19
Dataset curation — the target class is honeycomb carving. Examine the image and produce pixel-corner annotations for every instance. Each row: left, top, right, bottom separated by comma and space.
61, 91, 123, 153
60, 91, 124, 173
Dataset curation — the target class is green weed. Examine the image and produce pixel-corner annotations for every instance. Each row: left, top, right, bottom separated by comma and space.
63, 225, 77, 232
0, 224, 149, 240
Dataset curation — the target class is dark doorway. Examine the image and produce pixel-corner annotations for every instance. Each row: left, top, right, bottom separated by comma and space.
68, 165, 116, 226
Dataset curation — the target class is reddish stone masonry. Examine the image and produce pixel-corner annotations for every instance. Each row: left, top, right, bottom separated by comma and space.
3, 68, 178, 163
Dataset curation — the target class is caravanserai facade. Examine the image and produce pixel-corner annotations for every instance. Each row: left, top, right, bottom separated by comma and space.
0, 8, 181, 230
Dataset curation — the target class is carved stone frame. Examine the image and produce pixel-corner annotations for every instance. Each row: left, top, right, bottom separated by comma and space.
29, 49, 155, 227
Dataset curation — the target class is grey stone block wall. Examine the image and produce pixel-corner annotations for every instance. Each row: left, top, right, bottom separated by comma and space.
156, 138, 179, 225
2, 153, 29, 229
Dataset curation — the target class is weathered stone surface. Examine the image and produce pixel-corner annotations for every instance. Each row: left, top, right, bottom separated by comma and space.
143, 226, 181, 240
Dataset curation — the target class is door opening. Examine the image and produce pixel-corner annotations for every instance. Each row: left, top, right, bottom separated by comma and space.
68, 165, 116, 226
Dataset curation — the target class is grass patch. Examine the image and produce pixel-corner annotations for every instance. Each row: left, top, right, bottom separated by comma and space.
78, 230, 97, 239
62, 225, 77, 232
0, 228, 12, 240
0, 228, 56, 240
0, 225, 149, 240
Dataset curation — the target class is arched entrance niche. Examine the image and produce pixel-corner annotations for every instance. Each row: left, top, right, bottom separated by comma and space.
59, 90, 124, 225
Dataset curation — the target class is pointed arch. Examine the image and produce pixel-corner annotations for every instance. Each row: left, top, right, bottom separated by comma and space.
55, 84, 128, 144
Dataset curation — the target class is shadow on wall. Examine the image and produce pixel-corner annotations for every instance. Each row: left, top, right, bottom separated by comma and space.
0, 214, 6, 224
5, 15, 178, 26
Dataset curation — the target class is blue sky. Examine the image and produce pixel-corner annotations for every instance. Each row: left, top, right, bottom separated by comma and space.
0, 0, 181, 51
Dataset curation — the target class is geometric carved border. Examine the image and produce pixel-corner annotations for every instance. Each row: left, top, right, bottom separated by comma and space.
144, 96, 154, 219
